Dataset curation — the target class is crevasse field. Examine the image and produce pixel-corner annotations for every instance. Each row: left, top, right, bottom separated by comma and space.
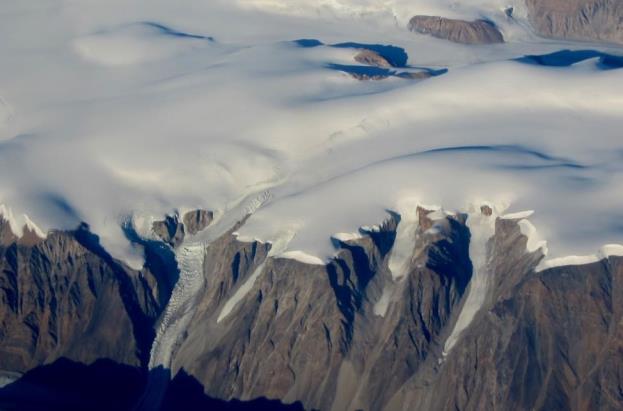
1, 0, 623, 269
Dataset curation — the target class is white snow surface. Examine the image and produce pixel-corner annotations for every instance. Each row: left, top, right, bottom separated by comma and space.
1, 0, 623, 267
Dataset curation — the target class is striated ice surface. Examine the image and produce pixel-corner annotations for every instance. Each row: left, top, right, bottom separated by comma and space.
0, 0, 622, 269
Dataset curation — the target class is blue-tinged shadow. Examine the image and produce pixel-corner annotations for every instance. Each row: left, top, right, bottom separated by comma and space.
293, 39, 409, 67
326, 64, 447, 80
421, 144, 588, 170
326, 63, 395, 78
293, 38, 324, 48
516, 49, 623, 69
332, 42, 409, 67
140, 21, 215, 41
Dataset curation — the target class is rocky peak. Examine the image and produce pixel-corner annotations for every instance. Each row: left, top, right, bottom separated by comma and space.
182, 209, 213, 236
152, 209, 213, 247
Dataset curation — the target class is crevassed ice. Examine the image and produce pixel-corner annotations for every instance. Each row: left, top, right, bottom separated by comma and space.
149, 243, 205, 369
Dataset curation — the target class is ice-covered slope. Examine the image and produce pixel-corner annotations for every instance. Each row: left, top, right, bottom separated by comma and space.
0, 0, 622, 270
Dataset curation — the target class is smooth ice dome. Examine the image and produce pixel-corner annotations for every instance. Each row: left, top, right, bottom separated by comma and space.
0, 0, 622, 269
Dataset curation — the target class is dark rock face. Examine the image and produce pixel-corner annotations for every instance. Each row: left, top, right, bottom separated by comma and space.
152, 209, 213, 247
413, 221, 623, 411
169, 210, 475, 410
166, 209, 623, 411
182, 210, 213, 236
1, 207, 622, 410
525, 0, 623, 44
0, 223, 170, 374
153, 215, 185, 248
408, 16, 504, 44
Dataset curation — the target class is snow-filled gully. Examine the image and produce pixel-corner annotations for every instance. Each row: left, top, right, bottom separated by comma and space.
443, 208, 496, 356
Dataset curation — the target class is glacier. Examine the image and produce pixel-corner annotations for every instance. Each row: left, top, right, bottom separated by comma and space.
0, 0, 622, 271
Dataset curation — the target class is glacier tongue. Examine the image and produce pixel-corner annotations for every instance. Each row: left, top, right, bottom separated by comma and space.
443, 204, 497, 356
149, 243, 205, 369
374, 199, 421, 318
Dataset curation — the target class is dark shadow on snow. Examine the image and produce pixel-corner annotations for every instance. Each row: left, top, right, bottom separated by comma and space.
140, 21, 215, 41
293, 39, 408, 67
332, 42, 408, 67
326, 63, 395, 78
516, 49, 623, 69
326, 63, 447, 80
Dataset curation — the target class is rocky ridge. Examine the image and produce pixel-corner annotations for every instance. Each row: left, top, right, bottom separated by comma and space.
525, 0, 623, 44
408, 16, 505, 44
0, 205, 622, 410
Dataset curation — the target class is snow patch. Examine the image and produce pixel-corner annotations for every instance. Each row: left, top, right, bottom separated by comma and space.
0, 204, 20, 237
23, 215, 46, 239
373, 281, 394, 317
278, 250, 326, 265
332, 232, 363, 242
387, 198, 420, 280
536, 244, 623, 272
217, 261, 266, 323
0, 205, 46, 239
501, 210, 534, 220
518, 219, 548, 254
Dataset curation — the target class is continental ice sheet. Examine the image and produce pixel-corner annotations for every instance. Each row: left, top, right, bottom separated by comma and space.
1, 0, 623, 268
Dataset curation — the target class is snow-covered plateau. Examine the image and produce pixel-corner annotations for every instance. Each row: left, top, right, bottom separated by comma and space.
1, 0, 623, 271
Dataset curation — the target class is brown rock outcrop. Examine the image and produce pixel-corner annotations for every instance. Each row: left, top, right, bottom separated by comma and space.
0, 223, 172, 374
525, 0, 623, 44
182, 209, 213, 236
153, 209, 213, 247
2, 206, 622, 411
354, 49, 392, 68
408, 16, 504, 44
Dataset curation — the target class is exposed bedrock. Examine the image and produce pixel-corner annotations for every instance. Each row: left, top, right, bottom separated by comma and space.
408, 16, 504, 44
152, 209, 214, 247
1, 205, 622, 410
525, 0, 623, 44
168, 207, 623, 411
0, 223, 175, 374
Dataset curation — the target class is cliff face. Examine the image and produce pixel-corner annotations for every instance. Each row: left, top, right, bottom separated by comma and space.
0, 222, 172, 374
169, 210, 474, 410
1, 206, 622, 411
416, 219, 623, 411
167, 208, 623, 411
525, 0, 623, 44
